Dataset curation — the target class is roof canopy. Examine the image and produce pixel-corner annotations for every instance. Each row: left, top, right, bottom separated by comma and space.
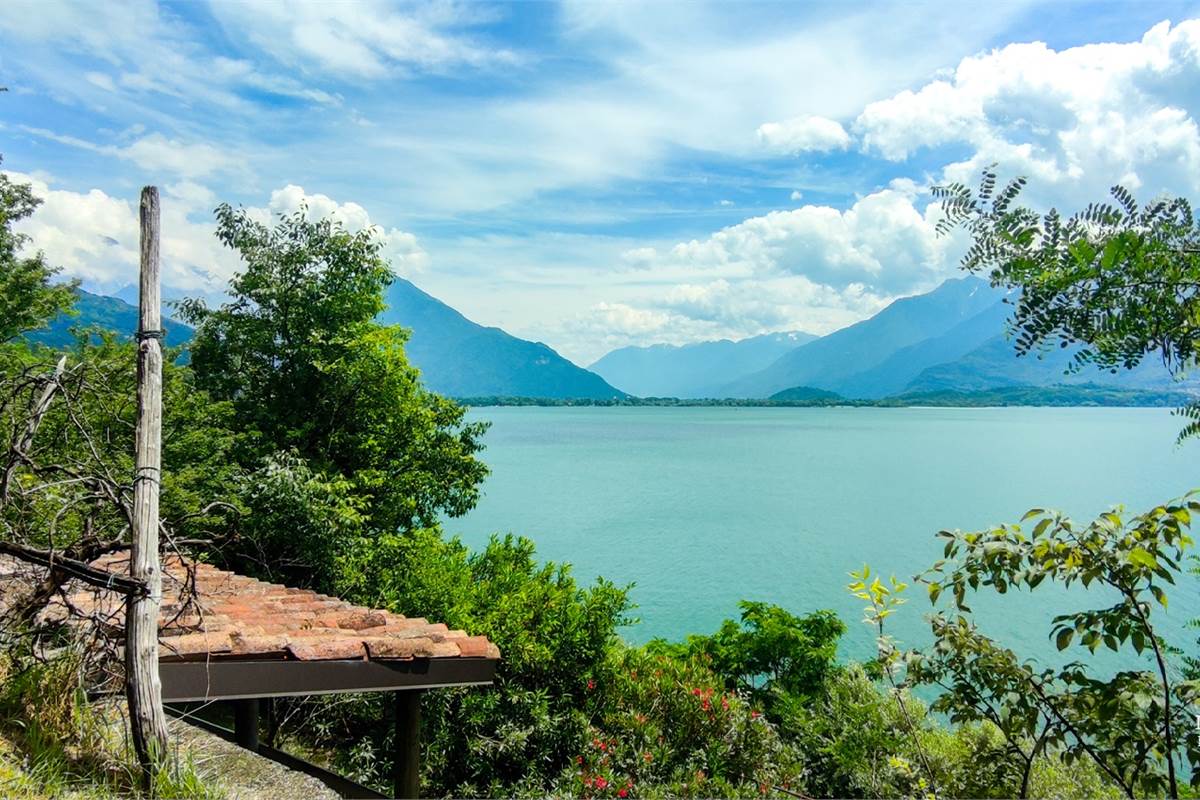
55, 554, 499, 702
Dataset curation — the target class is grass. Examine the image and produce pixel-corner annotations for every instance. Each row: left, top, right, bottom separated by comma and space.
0, 650, 221, 799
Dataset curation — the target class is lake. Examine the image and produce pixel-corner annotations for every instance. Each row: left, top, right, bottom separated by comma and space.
446, 406, 1200, 666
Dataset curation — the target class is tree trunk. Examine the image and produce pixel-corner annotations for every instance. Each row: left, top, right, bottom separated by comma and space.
126, 185, 169, 786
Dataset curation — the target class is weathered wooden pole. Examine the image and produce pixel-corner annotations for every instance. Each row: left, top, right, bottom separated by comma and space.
126, 185, 169, 782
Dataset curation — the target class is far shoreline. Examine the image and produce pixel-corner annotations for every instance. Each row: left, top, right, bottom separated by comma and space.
457, 383, 1195, 410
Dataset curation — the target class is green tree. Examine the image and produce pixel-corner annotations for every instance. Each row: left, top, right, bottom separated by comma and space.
914, 498, 1200, 798
0, 163, 76, 343
178, 204, 488, 585
649, 601, 845, 715
934, 170, 1200, 439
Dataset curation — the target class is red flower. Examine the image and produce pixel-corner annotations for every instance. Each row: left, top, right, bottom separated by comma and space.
576, 755, 584, 765
587, 679, 596, 690
750, 711, 761, 720
596, 777, 609, 790
720, 696, 729, 711
618, 790, 628, 798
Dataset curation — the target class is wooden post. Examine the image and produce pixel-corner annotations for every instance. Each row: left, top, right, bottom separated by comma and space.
233, 699, 260, 751
126, 185, 169, 782
393, 690, 423, 799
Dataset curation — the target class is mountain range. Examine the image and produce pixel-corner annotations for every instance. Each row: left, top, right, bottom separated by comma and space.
26, 276, 1195, 403
589, 330, 817, 398
30, 282, 625, 400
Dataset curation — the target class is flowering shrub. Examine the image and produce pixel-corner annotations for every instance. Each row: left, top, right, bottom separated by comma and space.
562, 648, 804, 797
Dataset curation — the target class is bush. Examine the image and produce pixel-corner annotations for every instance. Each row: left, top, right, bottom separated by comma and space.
559, 646, 803, 799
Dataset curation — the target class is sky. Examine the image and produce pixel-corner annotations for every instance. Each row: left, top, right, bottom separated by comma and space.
2, 1, 1200, 365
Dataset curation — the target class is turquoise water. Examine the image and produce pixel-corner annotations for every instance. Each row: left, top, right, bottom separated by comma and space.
446, 406, 1200, 666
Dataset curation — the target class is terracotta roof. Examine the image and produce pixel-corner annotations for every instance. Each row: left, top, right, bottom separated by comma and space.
51, 554, 500, 664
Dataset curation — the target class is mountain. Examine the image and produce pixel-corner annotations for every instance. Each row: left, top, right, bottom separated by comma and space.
25, 290, 194, 349
828, 299, 1013, 399
904, 333, 1196, 394
379, 278, 625, 399
721, 276, 1005, 398
589, 330, 817, 398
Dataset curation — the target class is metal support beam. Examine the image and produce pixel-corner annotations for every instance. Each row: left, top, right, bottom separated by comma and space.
159, 656, 497, 703
233, 698, 259, 750
394, 690, 423, 800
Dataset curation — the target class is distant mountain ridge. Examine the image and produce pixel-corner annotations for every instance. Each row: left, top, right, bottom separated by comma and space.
27, 284, 624, 401
25, 289, 194, 349
379, 278, 625, 399
719, 277, 1005, 397
589, 330, 816, 398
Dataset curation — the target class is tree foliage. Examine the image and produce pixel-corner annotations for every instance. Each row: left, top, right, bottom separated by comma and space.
934, 169, 1200, 438
178, 204, 488, 586
649, 601, 844, 714
913, 496, 1200, 798
0, 164, 76, 344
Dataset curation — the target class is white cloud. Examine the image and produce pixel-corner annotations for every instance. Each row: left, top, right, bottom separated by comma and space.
790, 190, 804, 201
855, 20, 1200, 206
20, 127, 241, 181
4, 174, 428, 297
757, 115, 851, 153
640, 185, 950, 291
562, 276, 888, 361
120, 134, 239, 180
257, 185, 429, 276
544, 186, 954, 361
207, 0, 520, 78
4, 171, 239, 294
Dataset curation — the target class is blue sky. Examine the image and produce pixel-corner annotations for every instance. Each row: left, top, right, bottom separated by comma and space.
3, 1, 1200, 363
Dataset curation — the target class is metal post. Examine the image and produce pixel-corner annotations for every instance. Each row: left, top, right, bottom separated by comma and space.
233, 698, 260, 751
393, 690, 423, 799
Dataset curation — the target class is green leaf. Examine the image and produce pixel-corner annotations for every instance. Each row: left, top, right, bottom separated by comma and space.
1127, 547, 1157, 570
1055, 628, 1074, 651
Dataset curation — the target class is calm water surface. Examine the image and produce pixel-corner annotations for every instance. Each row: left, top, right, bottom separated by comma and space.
446, 407, 1200, 665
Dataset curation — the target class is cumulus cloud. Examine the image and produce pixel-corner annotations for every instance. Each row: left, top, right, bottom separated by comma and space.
4, 171, 239, 294
4, 174, 428, 296
257, 185, 430, 276
854, 20, 1200, 205
640, 184, 950, 291
550, 185, 951, 358
757, 115, 852, 153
